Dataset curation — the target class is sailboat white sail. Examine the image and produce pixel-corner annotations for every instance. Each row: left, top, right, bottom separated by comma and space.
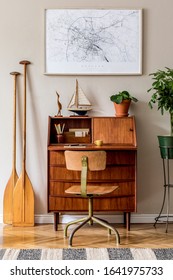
67, 80, 92, 115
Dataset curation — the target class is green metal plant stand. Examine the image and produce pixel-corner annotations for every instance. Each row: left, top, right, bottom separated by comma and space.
154, 146, 173, 233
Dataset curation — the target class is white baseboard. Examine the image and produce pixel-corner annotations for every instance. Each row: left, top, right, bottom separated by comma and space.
0, 213, 158, 225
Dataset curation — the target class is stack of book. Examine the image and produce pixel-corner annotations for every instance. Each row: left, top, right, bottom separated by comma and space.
69, 128, 89, 137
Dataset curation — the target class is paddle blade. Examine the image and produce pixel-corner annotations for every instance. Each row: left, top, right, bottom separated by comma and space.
13, 172, 34, 227
3, 170, 18, 224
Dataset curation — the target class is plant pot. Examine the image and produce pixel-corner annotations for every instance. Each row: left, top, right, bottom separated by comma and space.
113, 100, 131, 117
158, 135, 173, 159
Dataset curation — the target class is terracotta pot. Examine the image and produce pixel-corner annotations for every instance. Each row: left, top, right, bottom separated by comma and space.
113, 100, 131, 117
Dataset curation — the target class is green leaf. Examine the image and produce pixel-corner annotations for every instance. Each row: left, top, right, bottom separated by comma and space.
116, 95, 123, 104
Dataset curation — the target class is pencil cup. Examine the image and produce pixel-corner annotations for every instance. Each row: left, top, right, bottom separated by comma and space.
56, 134, 64, 143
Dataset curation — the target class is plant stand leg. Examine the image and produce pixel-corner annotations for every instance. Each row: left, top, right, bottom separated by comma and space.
154, 154, 173, 233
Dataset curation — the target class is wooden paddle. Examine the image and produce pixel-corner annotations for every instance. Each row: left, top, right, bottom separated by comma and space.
13, 60, 34, 227
3, 72, 20, 224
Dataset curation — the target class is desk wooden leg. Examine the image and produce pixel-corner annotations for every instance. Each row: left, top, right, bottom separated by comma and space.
54, 212, 59, 231
123, 212, 131, 231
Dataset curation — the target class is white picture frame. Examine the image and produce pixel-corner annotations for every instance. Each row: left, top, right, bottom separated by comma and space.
44, 9, 142, 75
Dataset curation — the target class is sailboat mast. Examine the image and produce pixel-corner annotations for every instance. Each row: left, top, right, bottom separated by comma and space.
75, 79, 78, 108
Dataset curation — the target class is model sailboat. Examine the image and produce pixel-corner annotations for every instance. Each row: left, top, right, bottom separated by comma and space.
67, 80, 92, 115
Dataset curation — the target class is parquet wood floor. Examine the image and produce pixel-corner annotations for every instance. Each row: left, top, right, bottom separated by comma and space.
0, 223, 173, 249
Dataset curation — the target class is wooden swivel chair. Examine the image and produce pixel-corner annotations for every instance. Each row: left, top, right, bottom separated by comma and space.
64, 150, 120, 246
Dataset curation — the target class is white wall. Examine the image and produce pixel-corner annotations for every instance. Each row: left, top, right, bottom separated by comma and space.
0, 0, 173, 220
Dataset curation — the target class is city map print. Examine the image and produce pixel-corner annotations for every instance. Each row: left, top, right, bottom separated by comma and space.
45, 9, 142, 74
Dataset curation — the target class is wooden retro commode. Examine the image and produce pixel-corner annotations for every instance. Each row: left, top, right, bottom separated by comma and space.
47, 116, 137, 231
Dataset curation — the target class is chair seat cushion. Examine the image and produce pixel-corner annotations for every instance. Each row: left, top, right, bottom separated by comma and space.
65, 185, 119, 195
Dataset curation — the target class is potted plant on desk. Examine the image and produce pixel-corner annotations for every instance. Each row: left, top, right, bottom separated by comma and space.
110, 90, 138, 117
147, 67, 173, 158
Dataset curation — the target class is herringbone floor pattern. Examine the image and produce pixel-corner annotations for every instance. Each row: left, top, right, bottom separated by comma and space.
0, 223, 173, 248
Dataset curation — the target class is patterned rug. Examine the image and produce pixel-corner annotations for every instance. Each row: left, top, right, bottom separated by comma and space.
0, 248, 173, 260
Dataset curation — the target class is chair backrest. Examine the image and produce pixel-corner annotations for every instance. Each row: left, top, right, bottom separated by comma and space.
64, 151, 106, 171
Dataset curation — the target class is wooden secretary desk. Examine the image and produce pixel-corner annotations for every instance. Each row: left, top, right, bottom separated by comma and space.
47, 116, 137, 231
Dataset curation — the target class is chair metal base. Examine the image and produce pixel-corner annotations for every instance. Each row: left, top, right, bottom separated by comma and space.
64, 215, 120, 246
64, 197, 120, 246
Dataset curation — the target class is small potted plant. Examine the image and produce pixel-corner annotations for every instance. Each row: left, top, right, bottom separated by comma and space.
110, 90, 138, 117
147, 67, 173, 158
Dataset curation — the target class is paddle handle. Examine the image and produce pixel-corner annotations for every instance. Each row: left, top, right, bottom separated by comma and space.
19, 61, 31, 221
10, 72, 20, 171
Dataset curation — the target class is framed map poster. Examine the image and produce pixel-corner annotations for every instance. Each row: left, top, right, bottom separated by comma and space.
44, 9, 142, 75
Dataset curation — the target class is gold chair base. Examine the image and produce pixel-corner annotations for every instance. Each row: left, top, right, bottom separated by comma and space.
64, 215, 120, 246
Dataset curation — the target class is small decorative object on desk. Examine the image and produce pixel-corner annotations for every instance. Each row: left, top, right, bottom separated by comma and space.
56, 92, 62, 116
94, 140, 103, 146
55, 123, 65, 143
67, 79, 92, 116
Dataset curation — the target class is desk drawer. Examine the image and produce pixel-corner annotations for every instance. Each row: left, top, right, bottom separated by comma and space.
49, 151, 65, 165
49, 165, 135, 180
48, 150, 136, 165
106, 151, 136, 165
49, 196, 135, 211
49, 182, 135, 197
